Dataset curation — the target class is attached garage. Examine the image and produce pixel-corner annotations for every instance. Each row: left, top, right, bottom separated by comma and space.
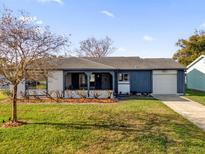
153, 70, 177, 94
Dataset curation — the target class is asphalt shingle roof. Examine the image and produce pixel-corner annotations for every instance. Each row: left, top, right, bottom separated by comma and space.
55, 57, 114, 69
54, 57, 185, 70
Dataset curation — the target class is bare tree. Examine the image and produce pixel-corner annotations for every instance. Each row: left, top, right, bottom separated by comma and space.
0, 9, 69, 124
78, 36, 115, 57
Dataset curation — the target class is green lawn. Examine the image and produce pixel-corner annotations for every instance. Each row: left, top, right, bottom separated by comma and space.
186, 89, 205, 105
1, 98, 205, 153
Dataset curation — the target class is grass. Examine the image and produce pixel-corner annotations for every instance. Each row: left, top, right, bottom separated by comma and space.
1, 98, 205, 153
186, 89, 205, 105
0, 90, 10, 101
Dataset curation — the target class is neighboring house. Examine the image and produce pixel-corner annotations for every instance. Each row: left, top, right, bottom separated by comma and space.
16, 57, 185, 98
0, 75, 10, 90
187, 55, 205, 92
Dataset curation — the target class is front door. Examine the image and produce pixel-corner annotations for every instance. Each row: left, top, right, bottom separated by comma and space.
95, 73, 102, 89
101, 74, 112, 90
72, 73, 79, 89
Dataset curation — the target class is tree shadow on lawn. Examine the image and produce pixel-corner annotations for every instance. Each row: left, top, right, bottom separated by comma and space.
29, 112, 204, 138
31, 121, 138, 132
22, 112, 205, 152
27, 113, 205, 151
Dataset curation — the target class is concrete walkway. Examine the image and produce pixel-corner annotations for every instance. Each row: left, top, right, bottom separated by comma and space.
153, 95, 205, 131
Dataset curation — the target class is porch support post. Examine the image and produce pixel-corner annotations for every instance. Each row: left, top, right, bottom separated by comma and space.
85, 72, 91, 98
110, 71, 115, 97
63, 71, 66, 98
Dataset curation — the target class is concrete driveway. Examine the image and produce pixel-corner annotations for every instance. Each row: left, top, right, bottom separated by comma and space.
153, 94, 205, 131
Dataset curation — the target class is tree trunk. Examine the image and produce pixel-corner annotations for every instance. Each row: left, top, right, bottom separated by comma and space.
12, 84, 18, 123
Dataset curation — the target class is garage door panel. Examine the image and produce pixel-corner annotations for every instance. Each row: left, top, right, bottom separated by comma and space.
153, 71, 177, 94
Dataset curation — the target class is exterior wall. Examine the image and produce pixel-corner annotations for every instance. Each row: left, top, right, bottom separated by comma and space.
18, 80, 26, 95
16, 80, 26, 97
116, 70, 152, 94
129, 70, 152, 93
10, 80, 26, 97
177, 70, 185, 93
48, 70, 64, 93
187, 57, 205, 92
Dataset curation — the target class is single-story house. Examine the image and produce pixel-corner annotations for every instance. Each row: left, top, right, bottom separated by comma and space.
187, 55, 205, 92
17, 57, 185, 98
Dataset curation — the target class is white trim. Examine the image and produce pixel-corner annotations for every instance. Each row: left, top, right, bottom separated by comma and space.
187, 55, 205, 69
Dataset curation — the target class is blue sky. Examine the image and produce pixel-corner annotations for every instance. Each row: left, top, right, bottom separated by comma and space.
0, 0, 205, 58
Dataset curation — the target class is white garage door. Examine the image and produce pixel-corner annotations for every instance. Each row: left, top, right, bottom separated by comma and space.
153, 70, 177, 94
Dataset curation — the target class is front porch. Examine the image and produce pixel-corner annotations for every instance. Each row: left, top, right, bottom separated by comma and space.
63, 71, 115, 98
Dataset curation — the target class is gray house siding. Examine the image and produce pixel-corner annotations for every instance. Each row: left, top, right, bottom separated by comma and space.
177, 70, 185, 93
129, 70, 152, 93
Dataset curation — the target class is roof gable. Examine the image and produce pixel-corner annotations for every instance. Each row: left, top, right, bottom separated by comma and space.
187, 55, 205, 69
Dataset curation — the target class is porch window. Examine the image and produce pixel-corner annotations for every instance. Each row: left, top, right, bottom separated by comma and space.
118, 73, 129, 82
90, 73, 113, 90
79, 74, 87, 89
64, 73, 88, 90
90, 74, 95, 82
64, 72, 113, 91
90, 74, 96, 89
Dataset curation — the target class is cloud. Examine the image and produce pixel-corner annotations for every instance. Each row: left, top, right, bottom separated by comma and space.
36, 20, 43, 25
19, 16, 43, 25
117, 47, 127, 52
143, 35, 154, 42
199, 22, 205, 29
37, 0, 63, 4
100, 10, 115, 18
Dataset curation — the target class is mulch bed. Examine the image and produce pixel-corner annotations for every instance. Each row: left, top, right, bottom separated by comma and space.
17, 98, 116, 104
2, 121, 27, 128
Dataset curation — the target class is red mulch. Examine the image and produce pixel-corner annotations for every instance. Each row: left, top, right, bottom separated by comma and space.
2, 121, 27, 128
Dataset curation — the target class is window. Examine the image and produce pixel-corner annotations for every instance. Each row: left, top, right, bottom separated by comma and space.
124, 74, 129, 81
118, 73, 123, 81
90, 74, 95, 82
65, 73, 88, 90
118, 73, 129, 82
26, 74, 47, 91
26, 80, 47, 90
90, 74, 95, 89
79, 74, 87, 89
